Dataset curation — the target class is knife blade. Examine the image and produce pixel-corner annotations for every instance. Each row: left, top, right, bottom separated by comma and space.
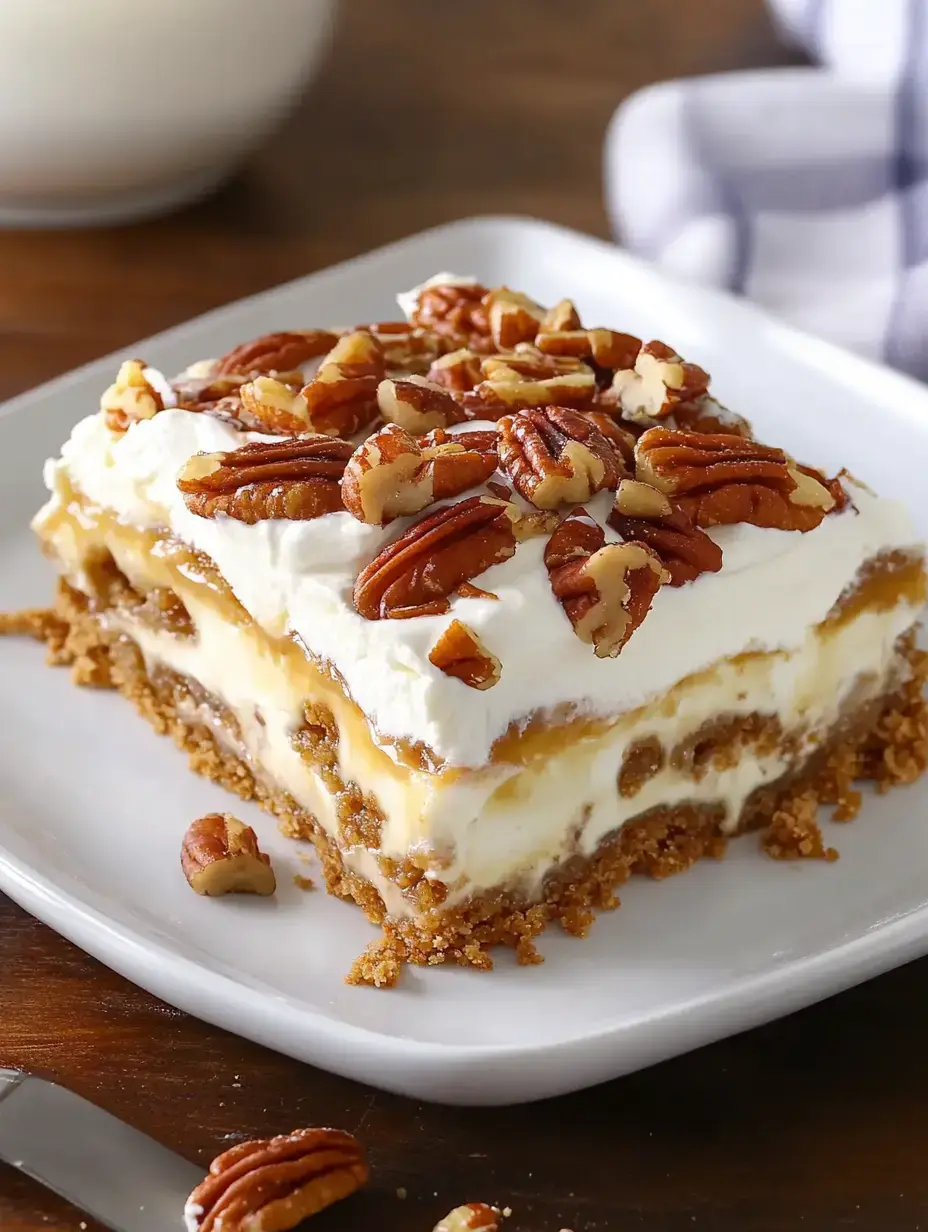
0, 1068, 203, 1231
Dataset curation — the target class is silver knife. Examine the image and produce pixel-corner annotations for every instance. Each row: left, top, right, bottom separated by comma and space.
0, 1068, 203, 1231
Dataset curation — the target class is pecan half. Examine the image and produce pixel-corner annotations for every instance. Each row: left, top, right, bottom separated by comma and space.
361, 321, 441, 374
669, 395, 752, 438
429, 619, 501, 689
298, 330, 385, 438
461, 368, 596, 418
181, 814, 276, 897
635, 427, 838, 532
498, 406, 622, 508
178, 436, 351, 523
353, 495, 517, 619
214, 329, 339, 377
484, 287, 546, 349
185, 1127, 367, 1232
341, 424, 496, 525
427, 348, 484, 392
609, 478, 723, 586
612, 341, 710, 424
101, 359, 175, 432
536, 327, 641, 371
411, 281, 492, 352
481, 347, 589, 379
546, 517, 666, 655
433, 1204, 502, 1232
579, 410, 637, 469
378, 376, 468, 433
544, 514, 666, 656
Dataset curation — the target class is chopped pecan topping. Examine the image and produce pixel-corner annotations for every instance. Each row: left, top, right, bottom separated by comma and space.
341, 424, 496, 525
178, 436, 351, 523
609, 478, 723, 586
429, 619, 502, 689
462, 368, 596, 418
433, 1203, 502, 1232
362, 321, 441, 374
411, 281, 492, 352
214, 329, 339, 377
612, 341, 710, 424
498, 406, 622, 508
300, 330, 385, 437
635, 427, 840, 532
353, 495, 517, 619
427, 348, 484, 392
541, 298, 582, 332
484, 287, 546, 349
536, 327, 641, 371
181, 813, 276, 897
482, 346, 589, 379
101, 359, 175, 432
185, 1126, 367, 1232
239, 375, 314, 434
377, 376, 467, 432
544, 514, 666, 657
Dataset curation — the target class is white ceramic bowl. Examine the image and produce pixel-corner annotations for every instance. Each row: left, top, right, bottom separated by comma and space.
0, 0, 335, 226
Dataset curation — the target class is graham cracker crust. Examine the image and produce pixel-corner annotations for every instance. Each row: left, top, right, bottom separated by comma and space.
6, 580, 928, 989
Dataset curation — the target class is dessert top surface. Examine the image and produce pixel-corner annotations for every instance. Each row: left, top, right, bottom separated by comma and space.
36, 275, 923, 768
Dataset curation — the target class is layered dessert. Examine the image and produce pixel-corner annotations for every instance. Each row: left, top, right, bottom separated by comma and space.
13, 275, 928, 984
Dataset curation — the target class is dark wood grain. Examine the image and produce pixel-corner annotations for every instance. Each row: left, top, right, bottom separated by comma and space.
7, 4, 920, 1232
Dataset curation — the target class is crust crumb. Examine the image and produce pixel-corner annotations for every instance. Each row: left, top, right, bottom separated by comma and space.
762, 791, 839, 862
346, 936, 403, 988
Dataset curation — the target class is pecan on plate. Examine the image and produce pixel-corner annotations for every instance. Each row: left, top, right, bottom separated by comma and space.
535, 326, 642, 372
213, 329, 339, 377
609, 478, 723, 586
544, 513, 667, 657
481, 347, 589, 379
178, 435, 351, 523
181, 814, 276, 897
498, 405, 623, 508
433, 1203, 503, 1232
353, 495, 518, 619
634, 427, 840, 532
429, 619, 502, 689
341, 424, 496, 525
611, 341, 710, 424
410, 281, 493, 352
361, 321, 441, 374
669, 395, 752, 439
101, 359, 176, 432
427, 348, 484, 392
299, 330, 386, 437
579, 410, 637, 469
484, 287, 546, 349
378, 376, 468, 433
461, 367, 596, 418
185, 1126, 367, 1232
540, 298, 582, 332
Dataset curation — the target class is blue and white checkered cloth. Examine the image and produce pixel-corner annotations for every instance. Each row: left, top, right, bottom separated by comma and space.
605, 0, 928, 378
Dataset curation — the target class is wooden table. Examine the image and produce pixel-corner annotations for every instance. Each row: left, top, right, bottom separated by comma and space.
5, 2, 927, 1229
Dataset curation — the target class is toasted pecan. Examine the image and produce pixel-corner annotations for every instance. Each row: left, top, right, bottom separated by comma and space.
214, 330, 339, 377
428, 619, 502, 689
612, 340, 710, 424
378, 376, 468, 433
498, 405, 623, 508
609, 478, 723, 586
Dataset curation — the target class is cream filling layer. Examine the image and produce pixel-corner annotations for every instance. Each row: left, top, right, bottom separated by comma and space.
69, 535, 919, 914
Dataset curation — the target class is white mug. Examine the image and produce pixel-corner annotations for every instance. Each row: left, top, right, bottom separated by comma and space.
0, 0, 335, 226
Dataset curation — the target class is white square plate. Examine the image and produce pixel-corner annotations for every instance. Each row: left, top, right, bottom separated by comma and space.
2, 217, 928, 1107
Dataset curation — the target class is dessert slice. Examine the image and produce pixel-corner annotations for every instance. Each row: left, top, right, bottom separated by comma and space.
17, 276, 928, 986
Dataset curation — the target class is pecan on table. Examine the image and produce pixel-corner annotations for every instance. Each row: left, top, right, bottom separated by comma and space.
634, 427, 841, 532
213, 329, 339, 377
377, 376, 468, 433
544, 513, 666, 657
433, 1203, 503, 1232
341, 423, 496, 525
185, 1126, 367, 1232
611, 340, 710, 424
353, 495, 518, 619
498, 405, 624, 508
609, 478, 723, 586
178, 436, 352, 523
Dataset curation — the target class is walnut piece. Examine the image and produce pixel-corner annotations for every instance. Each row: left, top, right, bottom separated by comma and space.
214, 329, 339, 377
433, 1204, 503, 1232
181, 813, 276, 897
341, 424, 496, 525
544, 514, 666, 656
101, 359, 175, 432
612, 341, 710, 424
353, 495, 518, 619
498, 406, 623, 508
635, 427, 840, 532
429, 620, 502, 689
609, 478, 723, 586
377, 376, 467, 433
178, 436, 351, 523
185, 1126, 367, 1232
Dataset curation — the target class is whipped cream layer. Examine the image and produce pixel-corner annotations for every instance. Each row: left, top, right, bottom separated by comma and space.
35, 405, 921, 768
